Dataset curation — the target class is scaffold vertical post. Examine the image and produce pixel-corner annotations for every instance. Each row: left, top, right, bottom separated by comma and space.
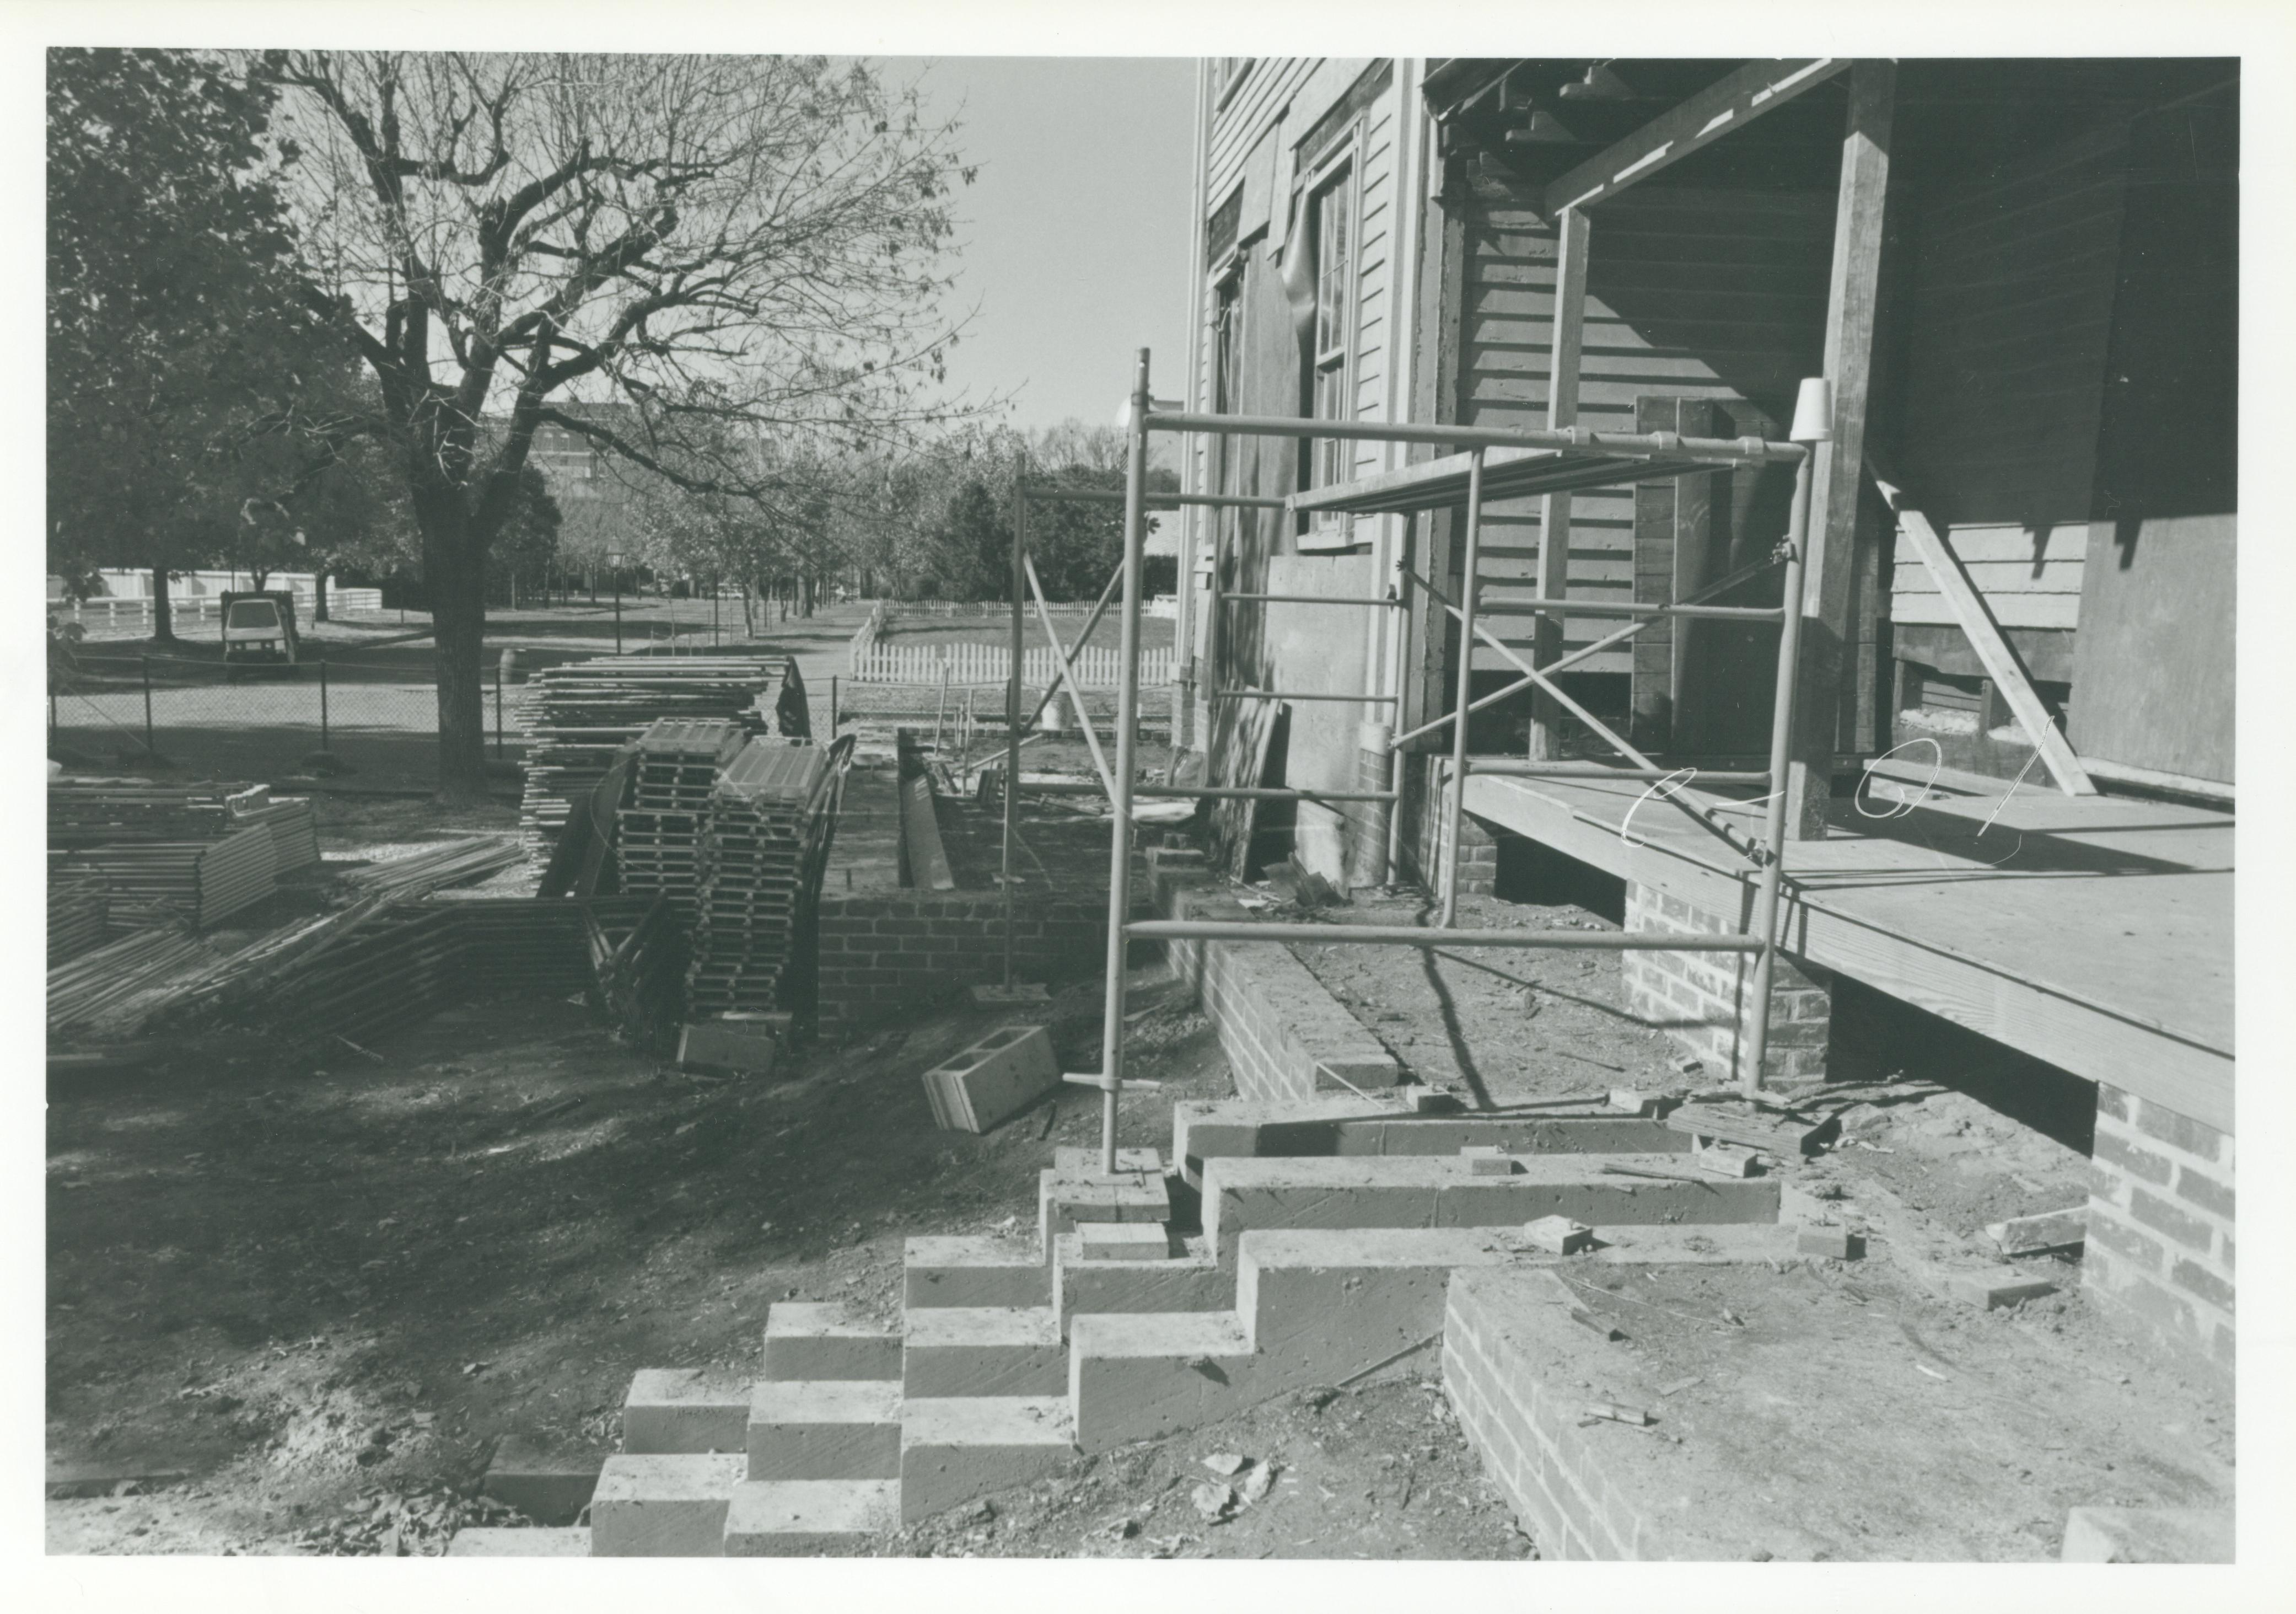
1439, 449, 1486, 929
1740, 380, 1826, 1094
1098, 348, 1152, 1175
1005, 471, 1027, 989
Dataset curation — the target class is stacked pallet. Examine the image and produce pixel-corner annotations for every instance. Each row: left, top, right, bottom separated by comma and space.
685, 742, 835, 1017
516, 658, 776, 850
61, 822, 278, 929
47, 779, 238, 848
47, 876, 109, 967
616, 718, 746, 919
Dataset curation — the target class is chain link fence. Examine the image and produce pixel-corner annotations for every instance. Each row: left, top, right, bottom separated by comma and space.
47, 645, 520, 785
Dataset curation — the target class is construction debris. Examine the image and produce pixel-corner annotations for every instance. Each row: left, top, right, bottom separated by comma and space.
1523, 1216, 1594, 1256
1986, 1206, 2088, 1257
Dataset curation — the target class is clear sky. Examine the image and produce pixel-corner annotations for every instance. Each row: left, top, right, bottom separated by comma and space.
894, 57, 1200, 436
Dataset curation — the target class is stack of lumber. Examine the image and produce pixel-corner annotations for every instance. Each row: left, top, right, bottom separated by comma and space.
60, 822, 278, 929
47, 778, 319, 871
47, 876, 109, 967
616, 717, 746, 919
342, 835, 524, 899
47, 926, 225, 1041
47, 779, 239, 848
515, 657, 776, 849
685, 741, 836, 1017
232, 798, 320, 872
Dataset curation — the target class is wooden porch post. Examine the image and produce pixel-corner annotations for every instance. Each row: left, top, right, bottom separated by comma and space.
1528, 206, 1590, 760
1787, 60, 1896, 839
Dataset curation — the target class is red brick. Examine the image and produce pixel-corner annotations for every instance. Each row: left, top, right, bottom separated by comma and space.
2085, 1210, 2165, 1273
2170, 1258, 2233, 1312
2094, 1128, 2174, 1186
2173, 1165, 2234, 1220
2094, 1083, 2129, 1122
2128, 1186, 2214, 1253
2131, 1100, 2223, 1163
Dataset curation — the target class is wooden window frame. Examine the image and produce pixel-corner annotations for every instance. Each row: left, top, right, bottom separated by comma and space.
1297, 130, 1364, 553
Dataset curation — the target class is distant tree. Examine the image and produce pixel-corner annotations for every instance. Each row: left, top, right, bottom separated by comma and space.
270, 51, 976, 800
933, 477, 1010, 602
46, 47, 368, 639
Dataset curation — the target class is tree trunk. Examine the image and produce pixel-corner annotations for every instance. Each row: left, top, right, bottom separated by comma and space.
420, 503, 491, 804
314, 570, 331, 624
150, 565, 174, 644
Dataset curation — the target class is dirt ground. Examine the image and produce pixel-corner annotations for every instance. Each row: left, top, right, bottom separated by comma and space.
45, 816, 1521, 1557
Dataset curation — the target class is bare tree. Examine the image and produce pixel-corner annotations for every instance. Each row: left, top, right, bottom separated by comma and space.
271, 51, 972, 798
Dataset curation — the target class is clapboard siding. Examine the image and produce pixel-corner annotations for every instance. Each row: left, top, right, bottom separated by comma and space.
1207, 60, 1317, 205
1457, 186, 1832, 672
1890, 126, 2131, 634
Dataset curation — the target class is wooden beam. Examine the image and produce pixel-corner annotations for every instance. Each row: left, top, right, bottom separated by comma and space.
1543, 58, 1849, 218
1870, 466, 2099, 797
1787, 61, 1895, 839
1528, 206, 1589, 760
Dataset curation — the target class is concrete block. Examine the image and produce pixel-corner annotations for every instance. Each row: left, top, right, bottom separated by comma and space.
763, 1302, 902, 1382
1795, 1225, 1864, 1261
747, 1380, 902, 1481
1170, 1098, 1690, 1187
445, 1526, 592, 1557
1986, 1205, 2087, 1256
481, 1435, 601, 1524
1461, 1145, 1520, 1176
677, 1015, 785, 1076
921, 1022, 1058, 1133
904, 1235, 1051, 1309
723, 1479, 899, 1556
621, 1368, 751, 1454
2061, 1505, 2233, 1563
1076, 1220, 1174, 1261
1524, 1216, 1593, 1255
968, 982, 1050, 1007
899, 1396, 1077, 1524
1040, 1148, 1171, 1247
903, 1306, 1067, 1398
1944, 1270, 2059, 1310
1691, 1140, 1761, 1178
589, 1454, 744, 1557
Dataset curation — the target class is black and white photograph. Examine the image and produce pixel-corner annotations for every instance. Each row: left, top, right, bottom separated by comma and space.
17, 1, 2287, 1597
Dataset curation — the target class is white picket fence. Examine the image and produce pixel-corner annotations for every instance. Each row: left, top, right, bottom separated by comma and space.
50, 590, 385, 632
851, 641, 1173, 689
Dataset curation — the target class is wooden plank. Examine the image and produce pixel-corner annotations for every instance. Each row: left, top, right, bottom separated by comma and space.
1787, 61, 1895, 839
1873, 465, 2097, 796
1529, 208, 1589, 760
1894, 593, 2082, 631
1460, 773, 2232, 1133
1544, 59, 1849, 217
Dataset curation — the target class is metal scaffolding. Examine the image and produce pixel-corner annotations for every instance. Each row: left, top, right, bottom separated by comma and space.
1009, 349, 1825, 1175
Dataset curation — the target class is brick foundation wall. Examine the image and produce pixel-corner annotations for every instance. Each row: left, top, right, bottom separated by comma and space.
2084, 1083, 2235, 1379
1344, 737, 1395, 889
1397, 756, 1497, 898
1148, 850, 1401, 1103
813, 892, 1111, 1037
1621, 880, 1831, 1085
1443, 1268, 1659, 1560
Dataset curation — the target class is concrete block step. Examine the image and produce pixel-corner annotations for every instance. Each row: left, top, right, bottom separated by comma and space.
589, 1454, 745, 1557
1201, 1154, 1780, 1257
904, 1234, 1052, 1310
1053, 1230, 1226, 1337
1068, 1222, 1796, 1454
723, 1479, 900, 1556
445, 1526, 592, 1557
621, 1367, 751, 1454
481, 1435, 601, 1525
747, 1379, 902, 1481
764, 1301, 902, 1382
903, 1305, 1066, 1398
1173, 1097, 1690, 1185
900, 1396, 1078, 1524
